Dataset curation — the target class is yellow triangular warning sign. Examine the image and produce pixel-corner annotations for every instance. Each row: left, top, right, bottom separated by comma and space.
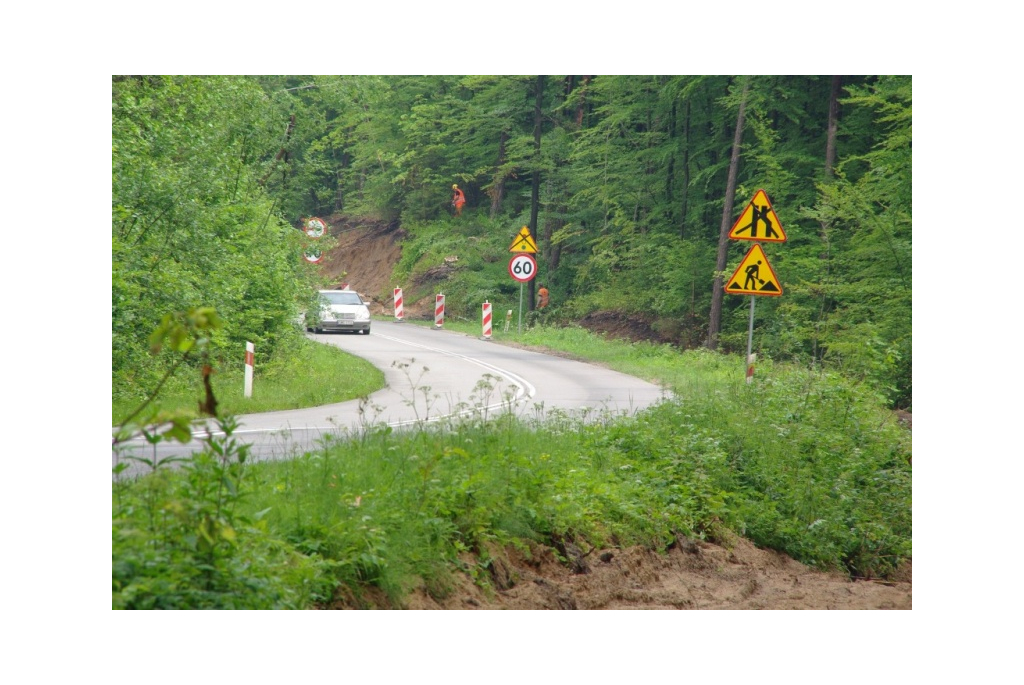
728, 189, 786, 242
725, 244, 783, 297
509, 226, 539, 254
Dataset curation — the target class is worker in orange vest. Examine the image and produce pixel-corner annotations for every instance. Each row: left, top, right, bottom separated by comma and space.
537, 284, 550, 309
452, 184, 466, 216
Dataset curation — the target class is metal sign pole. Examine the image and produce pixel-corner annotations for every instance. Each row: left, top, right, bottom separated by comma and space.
746, 296, 756, 383
518, 282, 524, 335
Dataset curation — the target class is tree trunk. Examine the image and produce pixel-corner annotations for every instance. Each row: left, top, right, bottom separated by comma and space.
575, 76, 591, 127
489, 130, 507, 218
707, 79, 750, 350
259, 114, 295, 187
546, 217, 562, 270
824, 76, 841, 177
666, 101, 676, 224
680, 98, 691, 239
334, 150, 349, 211
814, 76, 842, 362
529, 75, 544, 311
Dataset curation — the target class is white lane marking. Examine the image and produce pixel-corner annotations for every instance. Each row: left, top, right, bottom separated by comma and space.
373, 330, 537, 403
120, 329, 539, 442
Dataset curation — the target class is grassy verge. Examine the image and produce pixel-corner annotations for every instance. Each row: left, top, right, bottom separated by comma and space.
112, 335, 384, 425
402, 318, 738, 394
113, 325, 912, 609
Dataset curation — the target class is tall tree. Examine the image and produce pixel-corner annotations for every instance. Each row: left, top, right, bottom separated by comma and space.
707, 78, 750, 350
824, 75, 842, 177
529, 75, 545, 310
112, 76, 316, 397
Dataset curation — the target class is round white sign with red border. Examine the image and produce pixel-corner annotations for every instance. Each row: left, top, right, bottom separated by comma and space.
304, 217, 327, 238
509, 253, 537, 282
304, 248, 323, 263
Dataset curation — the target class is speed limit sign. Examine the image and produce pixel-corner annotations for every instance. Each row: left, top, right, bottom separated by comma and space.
508, 253, 537, 282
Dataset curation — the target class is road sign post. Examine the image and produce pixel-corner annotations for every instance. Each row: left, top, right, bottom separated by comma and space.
303, 217, 326, 264
746, 300, 756, 384
518, 283, 523, 335
509, 253, 537, 335
507, 227, 539, 334
725, 190, 787, 383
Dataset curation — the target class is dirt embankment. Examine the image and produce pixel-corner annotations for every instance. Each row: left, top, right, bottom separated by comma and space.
313, 215, 404, 309
330, 532, 911, 610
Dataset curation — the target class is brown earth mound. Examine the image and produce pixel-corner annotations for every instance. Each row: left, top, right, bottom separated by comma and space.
314, 214, 404, 310
312, 214, 442, 319
328, 532, 911, 610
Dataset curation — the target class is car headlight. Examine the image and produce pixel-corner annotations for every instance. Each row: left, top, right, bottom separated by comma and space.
357, 306, 370, 320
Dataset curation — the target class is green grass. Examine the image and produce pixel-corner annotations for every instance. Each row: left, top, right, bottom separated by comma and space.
403, 318, 740, 396
114, 325, 912, 608
112, 335, 384, 425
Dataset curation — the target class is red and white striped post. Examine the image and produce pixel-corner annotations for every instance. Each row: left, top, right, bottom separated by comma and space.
394, 287, 404, 321
434, 293, 445, 329
244, 341, 255, 398
746, 353, 756, 385
481, 301, 492, 340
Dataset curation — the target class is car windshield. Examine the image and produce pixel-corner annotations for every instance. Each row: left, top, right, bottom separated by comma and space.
322, 291, 363, 305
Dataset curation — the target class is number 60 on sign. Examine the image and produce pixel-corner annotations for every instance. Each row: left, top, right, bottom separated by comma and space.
508, 253, 537, 282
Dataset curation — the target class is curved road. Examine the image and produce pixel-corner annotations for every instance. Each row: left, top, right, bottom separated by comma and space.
114, 321, 669, 476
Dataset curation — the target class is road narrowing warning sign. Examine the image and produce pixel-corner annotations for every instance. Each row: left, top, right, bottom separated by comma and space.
728, 189, 786, 242
725, 244, 783, 296
509, 226, 539, 253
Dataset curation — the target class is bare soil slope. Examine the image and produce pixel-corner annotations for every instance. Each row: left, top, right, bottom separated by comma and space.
315, 214, 404, 311
310, 216, 912, 610
331, 533, 911, 610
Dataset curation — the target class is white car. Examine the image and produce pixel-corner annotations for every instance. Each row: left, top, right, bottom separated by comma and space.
306, 289, 371, 334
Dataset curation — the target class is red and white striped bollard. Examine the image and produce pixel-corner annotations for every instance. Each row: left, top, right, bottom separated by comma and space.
481, 301, 492, 340
394, 287, 404, 321
244, 341, 255, 398
434, 293, 445, 329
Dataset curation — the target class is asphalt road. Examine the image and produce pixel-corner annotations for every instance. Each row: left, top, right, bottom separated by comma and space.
113, 321, 669, 477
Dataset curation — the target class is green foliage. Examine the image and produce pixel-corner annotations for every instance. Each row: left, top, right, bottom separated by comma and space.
114, 311, 910, 607
238, 74, 910, 405
621, 369, 911, 577
112, 334, 384, 424
779, 76, 912, 407
112, 76, 320, 404
114, 305, 226, 445
112, 74, 913, 605
238, 355, 909, 606
113, 415, 333, 609
389, 215, 525, 320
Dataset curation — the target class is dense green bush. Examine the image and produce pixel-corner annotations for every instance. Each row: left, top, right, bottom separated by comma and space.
112, 417, 334, 609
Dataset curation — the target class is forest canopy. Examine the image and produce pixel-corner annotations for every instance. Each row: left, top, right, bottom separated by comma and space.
112, 75, 911, 408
